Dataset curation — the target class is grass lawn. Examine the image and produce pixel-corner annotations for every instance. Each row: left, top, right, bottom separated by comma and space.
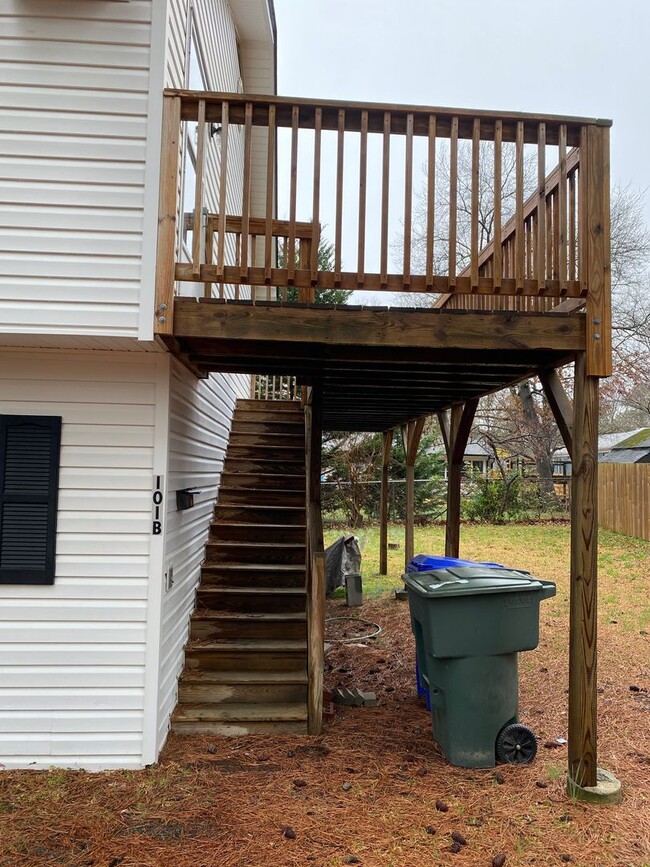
325, 522, 650, 634
0, 524, 648, 867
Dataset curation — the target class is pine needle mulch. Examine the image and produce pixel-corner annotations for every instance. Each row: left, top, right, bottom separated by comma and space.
1, 531, 649, 867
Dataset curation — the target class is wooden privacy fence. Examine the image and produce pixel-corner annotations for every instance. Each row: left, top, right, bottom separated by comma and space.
599, 463, 650, 541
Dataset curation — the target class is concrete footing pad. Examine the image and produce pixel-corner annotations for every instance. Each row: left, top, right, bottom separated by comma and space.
567, 768, 622, 804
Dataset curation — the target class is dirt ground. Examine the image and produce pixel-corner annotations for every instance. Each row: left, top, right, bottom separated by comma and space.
1, 527, 649, 867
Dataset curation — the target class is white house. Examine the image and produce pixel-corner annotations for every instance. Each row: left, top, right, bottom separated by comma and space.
0, 0, 276, 770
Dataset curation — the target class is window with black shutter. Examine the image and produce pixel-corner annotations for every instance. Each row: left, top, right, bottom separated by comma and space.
0, 415, 62, 585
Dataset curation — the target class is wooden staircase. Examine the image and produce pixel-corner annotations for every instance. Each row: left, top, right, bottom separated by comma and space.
172, 399, 309, 735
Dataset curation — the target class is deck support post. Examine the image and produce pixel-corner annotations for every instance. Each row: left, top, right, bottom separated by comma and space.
441, 400, 478, 558
568, 353, 599, 788
306, 384, 325, 735
566, 354, 621, 802
379, 429, 393, 575
402, 418, 426, 571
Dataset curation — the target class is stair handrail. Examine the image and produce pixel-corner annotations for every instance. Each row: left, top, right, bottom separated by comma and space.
305, 386, 325, 734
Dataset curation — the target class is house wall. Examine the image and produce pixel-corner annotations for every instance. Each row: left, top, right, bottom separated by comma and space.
156, 362, 249, 752
0, 350, 167, 770
0, 0, 158, 339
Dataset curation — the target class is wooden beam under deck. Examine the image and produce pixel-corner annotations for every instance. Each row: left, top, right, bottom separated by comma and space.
173, 299, 584, 353
168, 300, 583, 432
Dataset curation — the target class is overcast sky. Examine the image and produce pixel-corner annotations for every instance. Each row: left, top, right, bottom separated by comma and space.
274, 0, 649, 199
272, 0, 650, 298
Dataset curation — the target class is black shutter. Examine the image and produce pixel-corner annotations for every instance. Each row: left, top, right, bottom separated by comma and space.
0, 415, 62, 585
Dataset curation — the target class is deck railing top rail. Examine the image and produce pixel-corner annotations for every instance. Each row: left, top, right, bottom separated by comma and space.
155, 90, 612, 376
169, 89, 612, 143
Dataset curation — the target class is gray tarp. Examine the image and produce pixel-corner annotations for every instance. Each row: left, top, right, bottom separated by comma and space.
324, 534, 362, 596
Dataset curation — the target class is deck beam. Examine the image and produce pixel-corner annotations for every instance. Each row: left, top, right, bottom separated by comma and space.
173, 300, 585, 354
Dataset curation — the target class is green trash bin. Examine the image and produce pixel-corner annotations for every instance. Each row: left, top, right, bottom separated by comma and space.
404, 565, 556, 769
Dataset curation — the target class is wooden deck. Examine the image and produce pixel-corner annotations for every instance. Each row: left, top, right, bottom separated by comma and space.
155, 90, 611, 377
153, 89, 614, 794
167, 298, 583, 430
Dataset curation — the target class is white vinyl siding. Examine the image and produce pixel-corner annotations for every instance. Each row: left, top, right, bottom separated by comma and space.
156, 361, 248, 750
0, 351, 162, 769
0, 0, 153, 337
166, 0, 246, 300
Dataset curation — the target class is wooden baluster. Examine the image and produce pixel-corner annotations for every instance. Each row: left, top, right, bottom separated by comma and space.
287, 104, 299, 285
569, 169, 576, 284
216, 101, 230, 294
526, 216, 534, 279
548, 184, 554, 289
240, 102, 253, 286
403, 112, 414, 289
251, 235, 257, 304
515, 120, 524, 294
425, 115, 436, 291
380, 111, 391, 288
470, 118, 480, 291
281, 236, 288, 302
493, 120, 503, 292
357, 110, 368, 287
449, 116, 459, 290
264, 104, 276, 284
334, 108, 345, 287
579, 127, 587, 294
204, 216, 214, 299
537, 123, 546, 293
298, 238, 312, 303
311, 107, 322, 286
192, 100, 206, 280
558, 125, 568, 294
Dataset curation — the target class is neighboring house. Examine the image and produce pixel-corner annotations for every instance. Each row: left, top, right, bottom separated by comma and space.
600, 429, 650, 464
553, 428, 649, 473
0, 0, 275, 770
431, 442, 491, 476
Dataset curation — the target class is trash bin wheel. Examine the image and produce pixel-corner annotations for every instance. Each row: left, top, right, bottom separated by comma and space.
495, 723, 537, 765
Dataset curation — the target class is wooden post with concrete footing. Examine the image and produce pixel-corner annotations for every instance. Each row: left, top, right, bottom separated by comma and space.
565, 355, 620, 802
402, 417, 426, 571
440, 400, 478, 559
541, 357, 620, 802
379, 429, 393, 575
568, 352, 598, 788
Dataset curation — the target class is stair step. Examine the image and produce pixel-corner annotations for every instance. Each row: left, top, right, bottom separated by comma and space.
217, 486, 305, 507
178, 679, 307, 704
228, 433, 305, 449
214, 504, 305, 525
224, 457, 305, 475
205, 541, 305, 565
173, 702, 308, 723
190, 612, 307, 641
200, 563, 306, 587
184, 639, 307, 671
236, 399, 301, 412
196, 586, 307, 613
225, 445, 304, 461
179, 669, 308, 684
219, 471, 305, 490
171, 719, 308, 735
231, 420, 304, 436
210, 522, 305, 544
233, 410, 303, 423
216, 489, 304, 508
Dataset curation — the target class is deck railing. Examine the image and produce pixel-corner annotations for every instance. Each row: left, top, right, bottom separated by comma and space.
155, 90, 612, 374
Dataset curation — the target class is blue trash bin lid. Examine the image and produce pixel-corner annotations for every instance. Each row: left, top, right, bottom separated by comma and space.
406, 554, 505, 573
